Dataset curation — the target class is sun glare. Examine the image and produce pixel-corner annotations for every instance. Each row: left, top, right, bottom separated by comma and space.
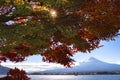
50, 9, 57, 18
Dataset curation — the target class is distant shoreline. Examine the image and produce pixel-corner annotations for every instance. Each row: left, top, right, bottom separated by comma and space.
29, 72, 120, 75
29, 74, 120, 75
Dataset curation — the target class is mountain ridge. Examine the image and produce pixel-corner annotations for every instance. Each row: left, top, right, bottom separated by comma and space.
0, 65, 10, 74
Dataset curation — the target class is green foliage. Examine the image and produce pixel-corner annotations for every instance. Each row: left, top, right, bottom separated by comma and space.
0, 0, 120, 67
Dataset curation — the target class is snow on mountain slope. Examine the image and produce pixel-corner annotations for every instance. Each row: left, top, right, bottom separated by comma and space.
42, 57, 120, 74
71, 57, 120, 72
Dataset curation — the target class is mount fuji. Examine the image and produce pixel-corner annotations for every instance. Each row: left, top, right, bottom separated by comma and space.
39, 57, 120, 74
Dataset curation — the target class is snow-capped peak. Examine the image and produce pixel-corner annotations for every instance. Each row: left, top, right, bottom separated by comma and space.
83, 57, 100, 63
89, 57, 97, 60
88, 57, 99, 61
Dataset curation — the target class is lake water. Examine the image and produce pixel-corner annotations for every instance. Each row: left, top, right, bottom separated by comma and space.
29, 75, 120, 80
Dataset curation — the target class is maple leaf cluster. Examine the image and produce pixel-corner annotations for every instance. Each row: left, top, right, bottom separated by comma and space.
0, 68, 30, 80
0, 0, 119, 70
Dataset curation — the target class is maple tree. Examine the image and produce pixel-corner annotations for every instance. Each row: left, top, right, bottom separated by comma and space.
0, 0, 120, 79
0, 0, 120, 66
0, 68, 30, 80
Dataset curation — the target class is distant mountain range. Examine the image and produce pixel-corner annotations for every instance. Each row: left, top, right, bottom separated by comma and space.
0, 66, 10, 74
33, 57, 120, 75
1, 57, 120, 75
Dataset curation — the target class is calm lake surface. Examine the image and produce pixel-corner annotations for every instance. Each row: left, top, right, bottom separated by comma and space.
29, 75, 120, 80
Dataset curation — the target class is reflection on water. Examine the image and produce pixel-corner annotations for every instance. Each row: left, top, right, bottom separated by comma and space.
29, 75, 120, 80
33, 75, 76, 80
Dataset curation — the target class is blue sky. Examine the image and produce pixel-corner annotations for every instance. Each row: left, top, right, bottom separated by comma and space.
21, 36, 120, 64
73, 36, 120, 64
